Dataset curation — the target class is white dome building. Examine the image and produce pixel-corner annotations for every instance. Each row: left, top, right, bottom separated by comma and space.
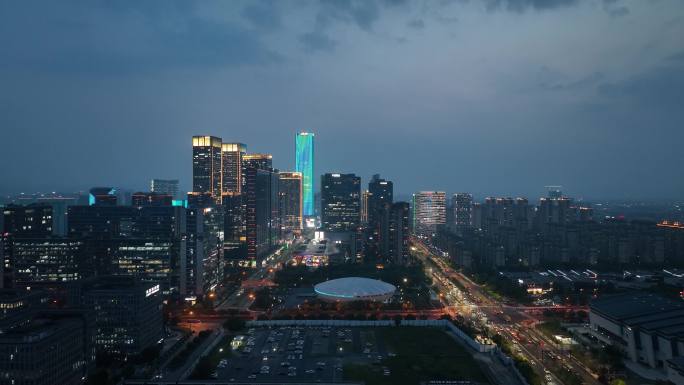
314, 277, 396, 302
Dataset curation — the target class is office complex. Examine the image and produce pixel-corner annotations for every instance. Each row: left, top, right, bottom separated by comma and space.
243, 153, 273, 173
221, 143, 246, 195
243, 154, 279, 262
10, 239, 82, 283
279, 172, 303, 234
222, 193, 246, 262
2, 204, 55, 238
150, 179, 179, 198
0, 316, 90, 385
321, 173, 361, 232
192, 135, 222, 203
295, 132, 314, 217
81, 276, 163, 357
412, 191, 447, 236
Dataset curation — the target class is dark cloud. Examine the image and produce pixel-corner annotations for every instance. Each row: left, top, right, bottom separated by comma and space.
598, 60, 684, 110
299, 31, 338, 53
0, 0, 682, 200
316, 0, 381, 31
602, 0, 630, 17
0, 2, 279, 74
539, 71, 605, 91
242, 0, 282, 31
483, 0, 579, 12
407, 19, 426, 29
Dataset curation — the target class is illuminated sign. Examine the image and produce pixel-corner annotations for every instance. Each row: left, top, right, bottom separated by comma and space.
145, 284, 160, 297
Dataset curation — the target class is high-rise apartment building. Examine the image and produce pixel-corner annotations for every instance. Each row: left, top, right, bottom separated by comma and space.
379, 202, 410, 265
452, 193, 473, 231
192, 135, 222, 203
367, 174, 393, 229
221, 143, 246, 195
279, 172, 303, 234
295, 132, 314, 217
412, 191, 446, 236
321, 173, 361, 232
150, 179, 179, 198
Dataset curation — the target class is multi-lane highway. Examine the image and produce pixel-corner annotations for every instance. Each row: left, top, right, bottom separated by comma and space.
412, 238, 600, 385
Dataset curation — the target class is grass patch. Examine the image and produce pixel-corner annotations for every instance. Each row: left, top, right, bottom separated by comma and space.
537, 320, 569, 339
343, 327, 489, 385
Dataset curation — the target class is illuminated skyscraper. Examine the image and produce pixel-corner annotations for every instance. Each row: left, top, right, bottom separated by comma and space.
243, 153, 273, 172
221, 143, 246, 195
192, 135, 222, 203
321, 173, 361, 232
412, 191, 446, 236
279, 172, 303, 233
295, 132, 314, 217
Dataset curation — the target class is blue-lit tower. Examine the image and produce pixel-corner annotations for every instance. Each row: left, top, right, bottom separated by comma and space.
295, 132, 315, 217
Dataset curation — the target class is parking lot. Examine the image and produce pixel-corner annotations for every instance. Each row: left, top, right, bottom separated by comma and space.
216, 326, 394, 383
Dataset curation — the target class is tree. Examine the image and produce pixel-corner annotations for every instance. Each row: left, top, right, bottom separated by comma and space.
191, 356, 214, 379
223, 317, 246, 331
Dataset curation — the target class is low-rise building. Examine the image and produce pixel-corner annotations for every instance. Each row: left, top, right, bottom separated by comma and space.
590, 292, 684, 371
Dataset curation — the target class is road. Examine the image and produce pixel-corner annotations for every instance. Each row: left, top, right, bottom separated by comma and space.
215, 244, 294, 312
412, 238, 600, 385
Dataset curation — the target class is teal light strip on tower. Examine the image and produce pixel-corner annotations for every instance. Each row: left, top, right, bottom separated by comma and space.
295, 132, 314, 216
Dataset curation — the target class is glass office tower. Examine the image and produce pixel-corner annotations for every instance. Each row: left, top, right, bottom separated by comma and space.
192, 135, 222, 203
295, 132, 314, 217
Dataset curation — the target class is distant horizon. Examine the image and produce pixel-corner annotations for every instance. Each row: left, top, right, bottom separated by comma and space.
2, 184, 682, 205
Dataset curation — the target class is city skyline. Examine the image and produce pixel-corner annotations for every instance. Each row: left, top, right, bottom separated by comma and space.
3, 2, 684, 385
1, 1, 683, 200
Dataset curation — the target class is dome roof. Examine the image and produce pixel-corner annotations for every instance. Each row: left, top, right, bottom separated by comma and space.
314, 277, 396, 301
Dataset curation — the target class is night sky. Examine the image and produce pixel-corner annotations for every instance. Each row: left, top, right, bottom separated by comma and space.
1, 0, 683, 200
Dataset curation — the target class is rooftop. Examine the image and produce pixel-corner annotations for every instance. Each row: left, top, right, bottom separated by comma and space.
591, 292, 684, 325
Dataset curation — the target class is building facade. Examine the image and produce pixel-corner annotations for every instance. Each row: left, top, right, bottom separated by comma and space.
295, 132, 314, 217
192, 135, 222, 203
452, 193, 473, 231
279, 172, 303, 234
321, 173, 361, 232
412, 191, 447, 237
82, 276, 163, 357
150, 179, 179, 198
221, 143, 246, 195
